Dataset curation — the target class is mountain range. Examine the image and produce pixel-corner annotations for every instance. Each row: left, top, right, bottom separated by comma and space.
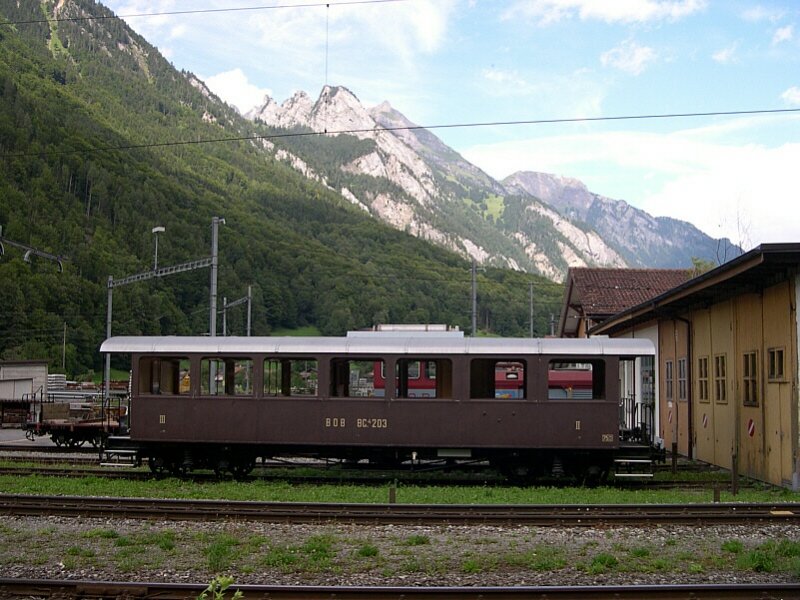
0, 0, 569, 377
246, 86, 737, 281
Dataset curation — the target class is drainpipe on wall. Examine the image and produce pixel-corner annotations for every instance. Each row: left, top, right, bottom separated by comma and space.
794, 273, 800, 491
676, 316, 693, 460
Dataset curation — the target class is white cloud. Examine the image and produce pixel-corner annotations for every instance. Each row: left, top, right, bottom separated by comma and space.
478, 68, 607, 118
251, 0, 454, 64
601, 41, 657, 75
742, 5, 785, 23
712, 43, 738, 64
106, 0, 456, 100
772, 25, 794, 45
461, 118, 800, 244
503, 0, 706, 25
639, 142, 800, 246
203, 69, 272, 114
782, 86, 800, 106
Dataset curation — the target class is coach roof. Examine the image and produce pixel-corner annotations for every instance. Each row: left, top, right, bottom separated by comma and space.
100, 335, 654, 357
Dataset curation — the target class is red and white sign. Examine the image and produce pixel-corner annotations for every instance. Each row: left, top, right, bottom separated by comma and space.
747, 418, 756, 438
702, 413, 708, 429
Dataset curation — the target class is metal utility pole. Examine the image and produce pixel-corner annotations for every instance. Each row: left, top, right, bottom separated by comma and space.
247, 285, 252, 336
104, 220, 218, 403
209, 217, 225, 338
471, 260, 477, 337
221, 286, 252, 336
152, 226, 165, 271
529, 282, 534, 338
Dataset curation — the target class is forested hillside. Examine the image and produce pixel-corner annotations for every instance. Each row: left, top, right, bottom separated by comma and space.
0, 0, 562, 377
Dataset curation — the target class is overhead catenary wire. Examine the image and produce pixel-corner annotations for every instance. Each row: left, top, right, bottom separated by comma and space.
0, 0, 411, 26
4, 107, 800, 160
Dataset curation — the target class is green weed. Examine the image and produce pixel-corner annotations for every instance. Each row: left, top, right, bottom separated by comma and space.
82, 528, 120, 540
403, 534, 430, 546
197, 575, 243, 600
205, 534, 240, 572
721, 539, 743, 553
356, 543, 379, 558
737, 549, 776, 573
462, 558, 482, 573
588, 553, 618, 574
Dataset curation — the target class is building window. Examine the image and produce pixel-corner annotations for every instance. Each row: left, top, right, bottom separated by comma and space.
677, 357, 687, 401
768, 348, 785, 381
697, 356, 709, 403
714, 354, 727, 404
742, 351, 758, 406
664, 360, 674, 401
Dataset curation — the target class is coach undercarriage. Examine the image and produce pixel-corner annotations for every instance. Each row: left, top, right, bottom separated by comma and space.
112, 440, 656, 484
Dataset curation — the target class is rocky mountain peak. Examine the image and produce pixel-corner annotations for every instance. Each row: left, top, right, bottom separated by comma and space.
243, 88, 729, 279
311, 85, 375, 134
504, 171, 593, 218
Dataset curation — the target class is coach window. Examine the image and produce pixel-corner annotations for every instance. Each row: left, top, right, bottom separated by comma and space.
470, 359, 526, 399
139, 356, 190, 395
264, 358, 318, 397
395, 358, 452, 398
331, 359, 383, 397
201, 357, 253, 396
548, 361, 599, 399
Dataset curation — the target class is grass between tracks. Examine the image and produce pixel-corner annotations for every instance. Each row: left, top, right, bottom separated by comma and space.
0, 473, 794, 504
3, 505, 800, 581
1, 474, 800, 581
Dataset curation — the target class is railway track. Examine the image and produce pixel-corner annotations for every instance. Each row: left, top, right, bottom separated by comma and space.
0, 454, 741, 489
0, 464, 740, 492
0, 578, 798, 599
0, 443, 98, 454
0, 493, 798, 525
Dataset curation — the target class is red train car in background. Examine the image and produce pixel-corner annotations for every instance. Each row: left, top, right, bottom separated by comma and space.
374, 360, 592, 399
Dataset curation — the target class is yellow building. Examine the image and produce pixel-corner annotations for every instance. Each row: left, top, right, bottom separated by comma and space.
592, 244, 799, 488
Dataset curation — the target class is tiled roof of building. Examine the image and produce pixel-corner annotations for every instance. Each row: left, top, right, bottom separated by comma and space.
569, 268, 691, 317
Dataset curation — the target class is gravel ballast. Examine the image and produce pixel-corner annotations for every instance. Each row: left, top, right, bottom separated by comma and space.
1, 515, 798, 586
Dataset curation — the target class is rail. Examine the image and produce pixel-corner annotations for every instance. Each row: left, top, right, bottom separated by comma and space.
0, 578, 799, 599
0, 494, 798, 526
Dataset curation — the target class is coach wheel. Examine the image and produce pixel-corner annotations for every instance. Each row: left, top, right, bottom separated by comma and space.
581, 465, 608, 488
25, 429, 36, 442
492, 458, 535, 484
168, 462, 189, 476
213, 459, 230, 478
67, 437, 85, 449
148, 456, 168, 476
229, 457, 255, 479
90, 434, 105, 449
52, 433, 67, 447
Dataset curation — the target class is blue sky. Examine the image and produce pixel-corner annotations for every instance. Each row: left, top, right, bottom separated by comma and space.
104, 0, 800, 247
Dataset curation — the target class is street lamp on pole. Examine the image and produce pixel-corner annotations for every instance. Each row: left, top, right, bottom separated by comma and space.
152, 226, 165, 271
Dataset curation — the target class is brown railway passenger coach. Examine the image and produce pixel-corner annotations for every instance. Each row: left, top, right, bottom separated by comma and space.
101, 330, 658, 482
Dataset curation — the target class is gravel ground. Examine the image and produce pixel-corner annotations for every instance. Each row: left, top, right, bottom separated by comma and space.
1, 515, 799, 586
